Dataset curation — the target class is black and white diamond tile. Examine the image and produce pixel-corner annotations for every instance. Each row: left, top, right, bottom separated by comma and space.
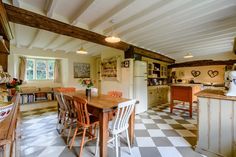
20, 102, 204, 157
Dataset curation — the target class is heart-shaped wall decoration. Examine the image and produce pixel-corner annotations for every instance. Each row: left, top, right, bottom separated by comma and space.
191, 70, 201, 77
208, 70, 219, 78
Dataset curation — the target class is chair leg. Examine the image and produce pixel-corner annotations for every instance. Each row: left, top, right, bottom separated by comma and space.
79, 128, 86, 157
125, 129, 132, 155
69, 126, 78, 149
67, 118, 73, 144
115, 134, 119, 157
95, 127, 99, 157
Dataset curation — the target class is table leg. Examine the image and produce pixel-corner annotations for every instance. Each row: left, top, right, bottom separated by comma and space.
99, 111, 109, 157
128, 109, 135, 145
189, 102, 192, 118
170, 99, 174, 113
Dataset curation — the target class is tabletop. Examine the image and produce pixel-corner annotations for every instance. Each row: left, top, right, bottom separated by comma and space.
65, 91, 130, 110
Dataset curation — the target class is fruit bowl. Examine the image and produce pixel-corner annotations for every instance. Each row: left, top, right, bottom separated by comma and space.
0, 102, 14, 122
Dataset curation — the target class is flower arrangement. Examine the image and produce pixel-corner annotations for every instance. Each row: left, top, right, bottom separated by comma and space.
6, 78, 22, 91
79, 78, 94, 89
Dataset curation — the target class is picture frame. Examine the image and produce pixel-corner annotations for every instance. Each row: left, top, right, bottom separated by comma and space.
73, 63, 90, 78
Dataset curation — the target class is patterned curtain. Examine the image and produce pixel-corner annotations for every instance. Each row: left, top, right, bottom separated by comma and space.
54, 59, 61, 83
19, 56, 26, 81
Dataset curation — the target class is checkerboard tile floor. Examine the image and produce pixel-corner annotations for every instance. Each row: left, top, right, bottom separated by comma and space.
20, 102, 204, 157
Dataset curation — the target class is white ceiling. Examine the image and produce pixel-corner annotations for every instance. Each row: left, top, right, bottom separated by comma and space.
3, 0, 236, 62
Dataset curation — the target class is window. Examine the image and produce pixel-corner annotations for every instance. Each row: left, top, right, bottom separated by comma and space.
26, 58, 55, 81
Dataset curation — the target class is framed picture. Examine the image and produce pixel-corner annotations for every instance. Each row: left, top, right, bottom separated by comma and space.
73, 63, 90, 78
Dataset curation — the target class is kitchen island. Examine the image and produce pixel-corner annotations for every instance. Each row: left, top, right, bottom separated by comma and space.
196, 89, 236, 157
170, 84, 201, 117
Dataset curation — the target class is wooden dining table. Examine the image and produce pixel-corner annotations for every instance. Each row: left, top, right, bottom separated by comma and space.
65, 91, 135, 157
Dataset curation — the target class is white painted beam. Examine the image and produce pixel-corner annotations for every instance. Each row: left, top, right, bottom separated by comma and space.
89, 0, 135, 30
45, 0, 57, 18
103, 0, 173, 34
43, 34, 60, 50
52, 38, 74, 51
130, 15, 236, 45
28, 29, 42, 49
71, 0, 95, 25
12, 0, 20, 7
123, 0, 235, 41
14, 23, 20, 48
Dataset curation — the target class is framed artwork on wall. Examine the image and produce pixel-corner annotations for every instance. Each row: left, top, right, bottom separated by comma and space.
73, 63, 90, 78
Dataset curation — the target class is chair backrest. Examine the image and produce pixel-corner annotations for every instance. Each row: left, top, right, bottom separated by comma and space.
56, 87, 76, 93
108, 91, 122, 98
73, 96, 90, 126
63, 95, 77, 118
111, 99, 136, 132
55, 93, 67, 111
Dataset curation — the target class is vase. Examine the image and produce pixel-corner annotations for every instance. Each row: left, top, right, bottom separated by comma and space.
86, 88, 91, 100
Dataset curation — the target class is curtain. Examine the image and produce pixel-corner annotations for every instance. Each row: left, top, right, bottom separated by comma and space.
19, 56, 26, 81
54, 59, 61, 83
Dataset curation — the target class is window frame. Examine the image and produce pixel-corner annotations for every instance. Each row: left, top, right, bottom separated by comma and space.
26, 58, 55, 81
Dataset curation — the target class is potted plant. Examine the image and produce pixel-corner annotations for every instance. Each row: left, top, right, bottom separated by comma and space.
79, 79, 94, 99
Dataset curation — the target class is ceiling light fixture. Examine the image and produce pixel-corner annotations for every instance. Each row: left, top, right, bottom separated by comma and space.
184, 53, 193, 58
76, 46, 88, 54
105, 19, 121, 43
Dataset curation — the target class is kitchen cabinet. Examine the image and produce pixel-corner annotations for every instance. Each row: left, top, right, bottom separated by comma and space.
148, 86, 170, 107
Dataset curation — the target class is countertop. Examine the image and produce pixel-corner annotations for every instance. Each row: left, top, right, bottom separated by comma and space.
195, 89, 236, 101
170, 83, 202, 87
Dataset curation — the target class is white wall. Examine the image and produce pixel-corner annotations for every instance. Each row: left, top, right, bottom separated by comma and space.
8, 45, 96, 89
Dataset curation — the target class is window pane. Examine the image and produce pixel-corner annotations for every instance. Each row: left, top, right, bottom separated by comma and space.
36, 60, 47, 80
26, 60, 34, 80
26, 70, 34, 80
48, 60, 55, 80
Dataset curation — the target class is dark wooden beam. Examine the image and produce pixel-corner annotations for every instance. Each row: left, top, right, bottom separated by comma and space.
168, 59, 236, 68
0, 1, 13, 40
233, 37, 236, 54
4, 4, 175, 63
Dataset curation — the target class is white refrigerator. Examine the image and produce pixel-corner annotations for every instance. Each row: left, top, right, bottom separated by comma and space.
134, 61, 148, 114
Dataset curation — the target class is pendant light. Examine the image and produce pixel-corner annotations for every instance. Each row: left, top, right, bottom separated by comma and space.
76, 41, 88, 54
184, 53, 193, 58
105, 19, 121, 43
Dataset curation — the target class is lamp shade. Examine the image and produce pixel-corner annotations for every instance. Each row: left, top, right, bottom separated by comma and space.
76, 46, 88, 54
184, 53, 193, 58
105, 36, 121, 43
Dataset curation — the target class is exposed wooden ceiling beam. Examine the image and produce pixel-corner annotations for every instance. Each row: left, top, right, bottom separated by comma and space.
4, 4, 174, 63
71, 0, 95, 25
0, 1, 13, 40
45, 0, 57, 18
89, 0, 135, 30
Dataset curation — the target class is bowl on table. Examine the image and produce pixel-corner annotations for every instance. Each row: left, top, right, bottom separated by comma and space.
0, 102, 14, 122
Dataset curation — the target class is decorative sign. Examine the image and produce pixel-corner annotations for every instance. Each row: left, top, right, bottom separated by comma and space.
73, 63, 90, 78
207, 70, 219, 78
191, 70, 201, 77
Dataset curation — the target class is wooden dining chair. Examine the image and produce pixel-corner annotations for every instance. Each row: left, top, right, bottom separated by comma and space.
70, 96, 99, 157
55, 92, 68, 134
107, 99, 136, 157
108, 91, 122, 98
107, 91, 123, 121
63, 95, 78, 144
